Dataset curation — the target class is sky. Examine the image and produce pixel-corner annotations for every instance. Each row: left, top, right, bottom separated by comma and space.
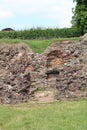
0, 0, 76, 30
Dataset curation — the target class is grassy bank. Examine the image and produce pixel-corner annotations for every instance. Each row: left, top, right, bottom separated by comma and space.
0, 37, 79, 53
0, 100, 87, 130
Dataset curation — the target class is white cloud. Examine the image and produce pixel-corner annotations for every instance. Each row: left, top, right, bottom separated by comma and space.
47, 0, 75, 27
0, 0, 58, 15
0, 0, 76, 28
0, 9, 14, 19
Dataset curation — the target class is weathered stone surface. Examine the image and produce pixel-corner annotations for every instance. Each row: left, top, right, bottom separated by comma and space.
1, 34, 87, 104
0, 44, 31, 104
80, 33, 87, 44
44, 40, 86, 100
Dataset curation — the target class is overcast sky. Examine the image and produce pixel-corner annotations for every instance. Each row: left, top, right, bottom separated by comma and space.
0, 0, 75, 30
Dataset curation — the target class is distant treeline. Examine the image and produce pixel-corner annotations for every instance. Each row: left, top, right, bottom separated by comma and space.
0, 28, 81, 39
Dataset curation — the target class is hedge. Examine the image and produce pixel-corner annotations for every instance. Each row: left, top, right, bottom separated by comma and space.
0, 27, 80, 39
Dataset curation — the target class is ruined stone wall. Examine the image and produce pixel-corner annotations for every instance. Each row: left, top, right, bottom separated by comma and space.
0, 35, 87, 104
0, 44, 31, 104
44, 41, 87, 100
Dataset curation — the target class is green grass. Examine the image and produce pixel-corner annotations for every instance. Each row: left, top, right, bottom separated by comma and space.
0, 99, 87, 130
0, 37, 79, 53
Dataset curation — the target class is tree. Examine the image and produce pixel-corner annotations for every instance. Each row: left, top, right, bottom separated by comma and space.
72, 0, 87, 35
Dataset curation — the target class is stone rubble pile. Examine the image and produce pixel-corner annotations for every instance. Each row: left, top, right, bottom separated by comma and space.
0, 34, 87, 104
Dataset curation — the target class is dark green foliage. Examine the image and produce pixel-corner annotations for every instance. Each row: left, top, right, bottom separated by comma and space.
72, 0, 87, 35
0, 27, 79, 40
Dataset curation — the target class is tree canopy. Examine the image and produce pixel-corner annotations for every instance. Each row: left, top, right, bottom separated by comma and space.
72, 0, 87, 35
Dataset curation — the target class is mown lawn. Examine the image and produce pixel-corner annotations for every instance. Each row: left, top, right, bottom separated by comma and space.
0, 99, 87, 130
0, 37, 79, 53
